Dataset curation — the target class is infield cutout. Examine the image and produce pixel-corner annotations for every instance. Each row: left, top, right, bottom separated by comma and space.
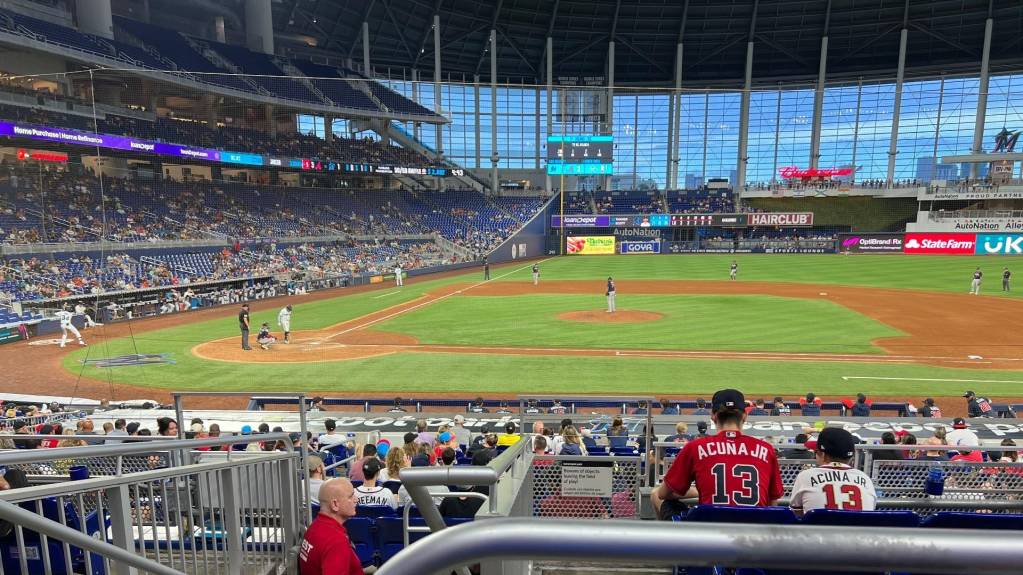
557, 310, 665, 324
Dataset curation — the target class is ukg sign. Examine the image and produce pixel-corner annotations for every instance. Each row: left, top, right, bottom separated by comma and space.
902, 233, 977, 255
976, 234, 1023, 255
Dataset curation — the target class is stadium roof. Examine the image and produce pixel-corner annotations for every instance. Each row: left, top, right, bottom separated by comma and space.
270, 0, 1023, 86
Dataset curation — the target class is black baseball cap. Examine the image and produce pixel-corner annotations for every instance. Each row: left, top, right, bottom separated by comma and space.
952, 417, 968, 429
126, 422, 140, 434
697, 421, 708, 433
712, 389, 745, 412
362, 457, 383, 477
812, 427, 857, 460
962, 390, 975, 398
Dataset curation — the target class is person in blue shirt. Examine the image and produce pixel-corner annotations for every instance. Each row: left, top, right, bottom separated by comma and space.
749, 399, 769, 416
692, 397, 709, 415
660, 398, 679, 415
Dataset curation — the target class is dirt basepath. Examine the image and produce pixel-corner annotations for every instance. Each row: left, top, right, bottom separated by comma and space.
5, 273, 1023, 411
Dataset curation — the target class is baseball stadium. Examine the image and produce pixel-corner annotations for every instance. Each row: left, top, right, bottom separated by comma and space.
0, 0, 1022, 573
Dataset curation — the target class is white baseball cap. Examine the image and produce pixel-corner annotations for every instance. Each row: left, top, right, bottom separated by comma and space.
453, 415, 465, 423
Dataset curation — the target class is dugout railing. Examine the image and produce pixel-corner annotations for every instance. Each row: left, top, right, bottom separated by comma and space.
0, 433, 303, 575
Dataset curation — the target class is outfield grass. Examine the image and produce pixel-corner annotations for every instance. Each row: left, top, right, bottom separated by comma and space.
376, 294, 901, 353
62, 254, 1023, 397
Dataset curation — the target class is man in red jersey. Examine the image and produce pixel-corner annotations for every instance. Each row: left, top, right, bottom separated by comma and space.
652, 389, 783, 516
299, 478, 364, 575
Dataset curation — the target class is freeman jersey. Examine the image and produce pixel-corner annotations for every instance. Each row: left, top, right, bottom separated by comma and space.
663, 430, 783, 507
790, 462, 877, 512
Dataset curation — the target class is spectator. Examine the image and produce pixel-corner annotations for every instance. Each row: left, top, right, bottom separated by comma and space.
523, 399, 542, 414
388, 397, 407, 413
102, 422, 114, 434
354, 459, 397, 509
782, 434, 815, 459
998, 439, 1019, 463
652, 389, 783, 516
549, 419, 573, 455
607, 417, 628, 437
559, 426, 586, 455
801, 393, 822, 416
497, 422, 520, 446
318, 419, 346, 452
692, 398, 709, 415
0, 469, 30, 538
749, 399, 769, 416
918, 437, 948, 461
790, 427, 876, 514
348, 444, 377, 483
401, 432, 418, 461
660, 398, 679, 415
549, 399, 567, 415
495, 401, 512, 414
105, 419, 128, 444
156, 417, 178, 437
307, 455, 326, 506
415, 419, 435, 445
441, 450, 492, 518
308, 397, 325, 412
695, 421, 709, 438
533, 435, 548, 455
450, 414, 471, 447
298, 478, 364, 575
919, 398, 942, 418
468, 397, 488, 414
770, 397, 791, 416
873, 432, 904, 461
632, 400, 649, 415
664, 422, 693, 444
384, 447, 412, 506
851, 393, 871, 417
946, 418, 980, 448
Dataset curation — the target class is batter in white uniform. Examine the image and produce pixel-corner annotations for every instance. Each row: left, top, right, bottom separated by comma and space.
55, 308, 86, 348
277, 305, 293, 344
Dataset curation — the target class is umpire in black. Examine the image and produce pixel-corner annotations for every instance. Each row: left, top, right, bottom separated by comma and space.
239, 303, 252, 350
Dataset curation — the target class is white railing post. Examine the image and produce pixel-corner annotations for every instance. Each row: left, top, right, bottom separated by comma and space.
104, 484, 138, 575
219, 467, 244, 575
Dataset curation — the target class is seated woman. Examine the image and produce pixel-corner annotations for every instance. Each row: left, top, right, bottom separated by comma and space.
256, 322, 277, 350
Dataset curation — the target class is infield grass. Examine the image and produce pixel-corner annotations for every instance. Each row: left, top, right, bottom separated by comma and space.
61, 254, 1023, 397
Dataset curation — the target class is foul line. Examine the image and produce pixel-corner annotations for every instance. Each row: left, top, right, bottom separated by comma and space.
321, 258, 554, 342
372, 290, 403, 299
842, 376, 1023, 384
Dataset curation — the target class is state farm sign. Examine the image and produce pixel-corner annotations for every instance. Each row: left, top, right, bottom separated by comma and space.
748, 212, 815, 227
902, 233, 977, 255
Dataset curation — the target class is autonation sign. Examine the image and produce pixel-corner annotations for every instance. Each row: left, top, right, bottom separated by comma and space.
976, 234, 1023, 255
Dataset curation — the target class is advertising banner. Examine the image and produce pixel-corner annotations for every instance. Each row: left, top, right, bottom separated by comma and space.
976, 234, 1023, 255
748, 212, 815, 227
550, 215, 612, 228
566, 236, 616, 255
903, 233, 977, 255
620, 240, 662, 254
839, 234, 905, 254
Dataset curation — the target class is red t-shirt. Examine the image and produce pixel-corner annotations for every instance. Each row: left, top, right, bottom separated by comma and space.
298, 514, 364, 575
663, 430, 783, 506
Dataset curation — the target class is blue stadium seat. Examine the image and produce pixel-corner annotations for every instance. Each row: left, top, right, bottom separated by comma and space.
381, 480, 402, 495
1, 497, 108, 575
343, 517, 377, 567
356, 505, 397, 519
685, 505, 798, 525
608, 435, 629, 449
921, 512, 1023, 530
801, 509, 920, 527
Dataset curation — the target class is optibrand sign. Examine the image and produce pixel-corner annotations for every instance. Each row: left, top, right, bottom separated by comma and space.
838, 234, 904, 253
976, 234, 1023, 255
747, 212, 815, 227
902, 233, 977, 255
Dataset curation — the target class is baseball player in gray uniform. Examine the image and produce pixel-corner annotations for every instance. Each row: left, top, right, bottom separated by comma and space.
532, 263, 540, 286
606, 277, 617, 313
970, 267, 982, 295
730, 260, 738, 280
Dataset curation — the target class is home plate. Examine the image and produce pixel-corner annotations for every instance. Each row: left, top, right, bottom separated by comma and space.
968, 355, 984, 360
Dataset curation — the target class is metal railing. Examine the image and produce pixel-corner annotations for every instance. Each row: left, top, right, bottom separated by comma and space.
0, 434, 301, 575
375, 517, 1023, 575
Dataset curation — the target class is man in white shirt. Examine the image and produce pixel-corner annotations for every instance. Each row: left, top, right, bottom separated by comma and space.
945, 418, 980, 448
394, 264, 403, 287
790, 427, 877, 515
55, 307, 86, 348
306, 455, 326, 506
451, 414, 471, 447
354, 459, 397, 510
277, 305, 293, 344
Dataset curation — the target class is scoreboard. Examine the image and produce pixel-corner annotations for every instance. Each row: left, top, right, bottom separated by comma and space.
550, 212, 814, 228
546, 135, 614, 175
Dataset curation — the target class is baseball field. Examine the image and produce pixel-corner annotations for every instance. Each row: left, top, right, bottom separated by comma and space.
11, 253, 1018, 407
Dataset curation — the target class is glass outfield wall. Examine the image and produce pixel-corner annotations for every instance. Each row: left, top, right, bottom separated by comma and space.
353, 72, 1023, 189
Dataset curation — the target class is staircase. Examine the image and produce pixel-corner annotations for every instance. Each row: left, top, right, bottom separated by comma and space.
278, 60, 332, 106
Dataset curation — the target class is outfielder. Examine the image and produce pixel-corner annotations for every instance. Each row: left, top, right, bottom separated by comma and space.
606, 276, 616, 313
394, 264, 403, 287
729, 260, 738, 281
532, 263, 540, 286
277, 305, 292, 344
1003, 267, 1011, 292
970, 267, 983, 295
55, 306, 86, 348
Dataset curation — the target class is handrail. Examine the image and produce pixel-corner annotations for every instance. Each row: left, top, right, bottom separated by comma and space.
375, 517, 1023, 575
0, 432, 294, 465
401, 491, 489, 546
0, 498, 184, 575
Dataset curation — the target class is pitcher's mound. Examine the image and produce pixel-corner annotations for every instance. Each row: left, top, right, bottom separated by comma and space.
558, 310, 664, 324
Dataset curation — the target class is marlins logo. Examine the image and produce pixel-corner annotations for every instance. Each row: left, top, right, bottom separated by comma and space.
80, 354, 176, 368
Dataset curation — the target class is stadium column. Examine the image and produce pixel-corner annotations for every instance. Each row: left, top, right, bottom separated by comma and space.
75, 0, 113, 39
545, 36, 553, 193
324, 115, 333, 143
363, 21, 371, 76
474, 75, 481, 169
669, 42, 683, 189
434, 13, 443, 165
412, 69, 421, 141
490, 29, 499, 195
886, 1, 909, 186
970, 1, 994, 179
809, 0, 831, 170
736, 0, 758, 198
606, 40, 615, 192
245, 0, 274, 55
213, 16, 227, 43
